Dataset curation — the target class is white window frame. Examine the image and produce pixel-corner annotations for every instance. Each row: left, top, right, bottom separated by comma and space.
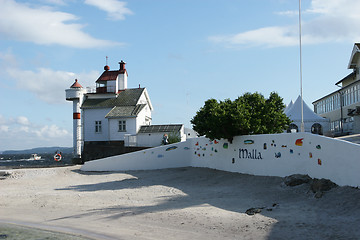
118, 120, 126, 132
95, 121, 102, 133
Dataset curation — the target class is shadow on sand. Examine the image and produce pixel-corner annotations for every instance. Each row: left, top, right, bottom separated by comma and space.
55, 167, 360, 239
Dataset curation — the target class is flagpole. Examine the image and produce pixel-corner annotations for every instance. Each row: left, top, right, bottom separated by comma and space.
299, 0, 304, 132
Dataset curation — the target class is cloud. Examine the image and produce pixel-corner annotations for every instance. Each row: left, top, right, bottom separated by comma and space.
84, 0, 133, 21
0, 0, 121, 48
0, 115, 71, 150
0, 51, 99, 104
209, 0, 360, 48
16, 116, 30, 126
10, 67, 100, 104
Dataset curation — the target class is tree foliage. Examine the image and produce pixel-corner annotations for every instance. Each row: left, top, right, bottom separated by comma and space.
191, 92, 291, 143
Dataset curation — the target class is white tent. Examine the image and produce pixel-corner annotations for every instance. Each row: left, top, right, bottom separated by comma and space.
284, 100, 294, 114
286, 96, 330, 135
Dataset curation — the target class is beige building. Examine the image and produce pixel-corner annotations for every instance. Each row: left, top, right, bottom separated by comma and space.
313, 43, 360, 136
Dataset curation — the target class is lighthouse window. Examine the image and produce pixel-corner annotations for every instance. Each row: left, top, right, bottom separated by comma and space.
95, 121, 102, 133
118, 120, 126, 132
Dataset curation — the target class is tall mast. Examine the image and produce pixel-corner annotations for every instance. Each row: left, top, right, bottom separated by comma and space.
299, 0, 304, 132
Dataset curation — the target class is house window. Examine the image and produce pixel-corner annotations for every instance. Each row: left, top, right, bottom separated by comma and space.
95, 121, 102, 133
118, 120, 126, 132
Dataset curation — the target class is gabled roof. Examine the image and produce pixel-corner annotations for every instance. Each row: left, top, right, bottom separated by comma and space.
81, 88, 145, 109
138, 124, 183, 133
105, 104, 146, 118
335, 72, 355, 86
348, 43, 360, 69
96, 69, 127, 82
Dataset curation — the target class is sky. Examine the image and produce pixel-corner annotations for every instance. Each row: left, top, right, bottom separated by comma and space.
1, 0, 360, 151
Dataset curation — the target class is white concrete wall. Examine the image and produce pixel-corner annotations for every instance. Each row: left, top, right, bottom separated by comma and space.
81, 132, 360, 187
81, 141, 192, 171
83, 108, 111, 141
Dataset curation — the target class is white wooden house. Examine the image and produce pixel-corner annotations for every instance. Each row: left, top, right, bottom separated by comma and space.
81, 61, 153, 142
66, 60, 187, 161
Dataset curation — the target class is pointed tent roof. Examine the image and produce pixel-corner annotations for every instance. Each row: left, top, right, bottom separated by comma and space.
286, 96, 328, 122
284, 100, 294, 114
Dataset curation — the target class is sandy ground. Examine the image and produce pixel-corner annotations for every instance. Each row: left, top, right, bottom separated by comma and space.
0, 166, 360, 240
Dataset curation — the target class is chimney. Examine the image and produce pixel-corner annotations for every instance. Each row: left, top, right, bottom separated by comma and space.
119, 60, 126, 71
117, 60, 128, 91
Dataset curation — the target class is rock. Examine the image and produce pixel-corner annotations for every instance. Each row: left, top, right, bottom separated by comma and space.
284, 174, 312, 186
314, 191, 323, 198
245, 207, 263, 215
0, 171, 11, 177
310, 178, 337, 193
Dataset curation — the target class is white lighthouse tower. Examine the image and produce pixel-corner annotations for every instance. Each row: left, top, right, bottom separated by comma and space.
65, 79, 86, 161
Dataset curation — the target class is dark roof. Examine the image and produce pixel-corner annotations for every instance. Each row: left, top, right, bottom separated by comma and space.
138, 124, 183, 133
105, 104, 146, 118
81, 88, 145, 109
335, 72, 355, 86
96, 69, 127, 82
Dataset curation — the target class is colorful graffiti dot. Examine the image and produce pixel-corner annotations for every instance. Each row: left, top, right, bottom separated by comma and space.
244, 140, 254, 145
318, 159, 322, 165
223, 143, 229, 149
198, 154, 201, 157
166, 146, 178, 151
214, 140, 219, 144
214, 149, 218, 153
195, 142, 199, 146
316, 145, 321, 150
157, 154, 164, 158
184, 147, 190, 150
309, 152, 312, 158
295, 138, 304, 146
232, 158, 235, 164
275, 152, 281, 158
263, 143, 267, 150
290, 149, 294, 154
281, 145, 287, 148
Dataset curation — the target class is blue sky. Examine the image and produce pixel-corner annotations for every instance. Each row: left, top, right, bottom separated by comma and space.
0, 0, 359, 151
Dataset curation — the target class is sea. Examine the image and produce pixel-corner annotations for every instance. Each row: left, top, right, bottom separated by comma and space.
0, 153, 74, 169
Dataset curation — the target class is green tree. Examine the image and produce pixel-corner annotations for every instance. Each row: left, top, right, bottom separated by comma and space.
191, 92, 291, 143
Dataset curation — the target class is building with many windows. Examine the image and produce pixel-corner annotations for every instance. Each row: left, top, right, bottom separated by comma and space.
313, 43, 360, 136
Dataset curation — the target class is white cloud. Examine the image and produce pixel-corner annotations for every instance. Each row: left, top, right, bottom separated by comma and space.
0, 125, 9, 133
0, 0, 121, 48
84, 0, 133, 21
0, 51, 100, 104
209, 0, 360, 48
34, 124, 69, 138
0, 115, 71, 150
16, 116, 30, 126
6, 66, 99, 104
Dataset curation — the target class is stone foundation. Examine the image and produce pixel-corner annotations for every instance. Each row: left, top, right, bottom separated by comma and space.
81, 141, 148, 163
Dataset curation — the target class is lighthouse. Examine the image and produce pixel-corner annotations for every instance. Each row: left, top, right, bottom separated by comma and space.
65, 79, 86, 161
